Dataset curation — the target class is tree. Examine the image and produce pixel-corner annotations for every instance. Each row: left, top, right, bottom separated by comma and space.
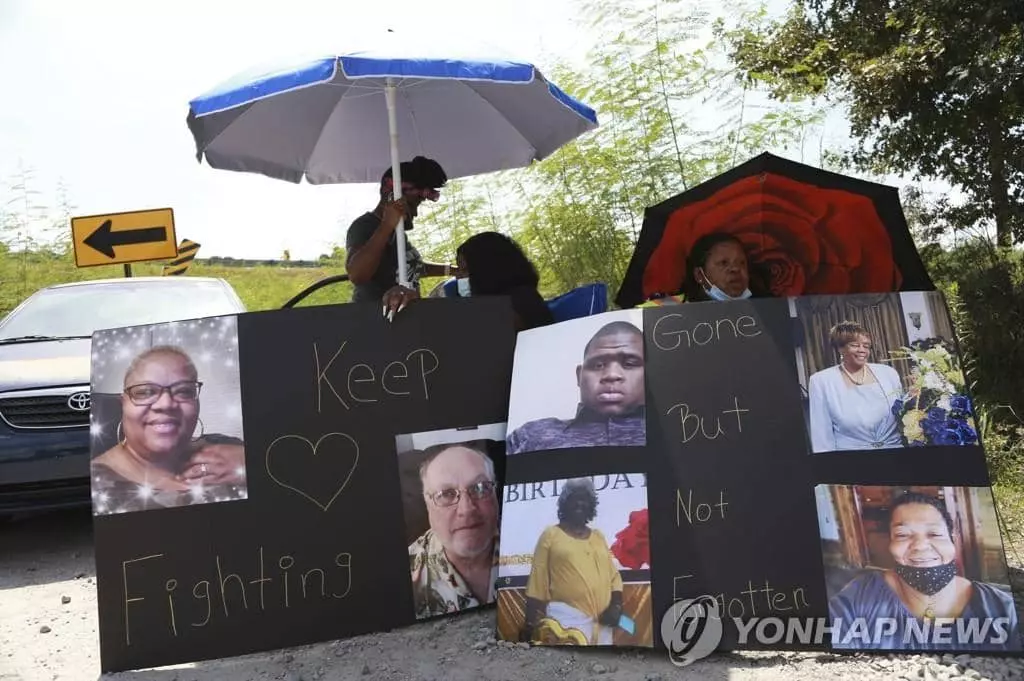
415, 0, 825, 299
718, 1, 1024, 246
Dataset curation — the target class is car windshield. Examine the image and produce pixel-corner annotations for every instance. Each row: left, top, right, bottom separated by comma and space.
0, 280, 243, 340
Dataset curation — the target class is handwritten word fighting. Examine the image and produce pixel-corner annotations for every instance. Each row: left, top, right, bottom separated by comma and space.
122, 548, 353, 645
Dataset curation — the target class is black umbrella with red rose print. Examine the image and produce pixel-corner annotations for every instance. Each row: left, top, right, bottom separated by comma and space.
614, 152, 935, 309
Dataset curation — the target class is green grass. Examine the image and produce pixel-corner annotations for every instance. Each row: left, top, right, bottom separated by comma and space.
0, 251, 350, 315
0, 250, 452, 316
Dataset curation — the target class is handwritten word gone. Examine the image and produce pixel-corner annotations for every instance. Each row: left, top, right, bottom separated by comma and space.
651, 313, 762, 352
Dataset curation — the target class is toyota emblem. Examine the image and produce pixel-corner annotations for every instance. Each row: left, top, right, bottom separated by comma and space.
67, 392, 91, 412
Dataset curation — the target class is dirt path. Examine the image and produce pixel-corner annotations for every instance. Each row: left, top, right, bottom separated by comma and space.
2, 509, 1023, 681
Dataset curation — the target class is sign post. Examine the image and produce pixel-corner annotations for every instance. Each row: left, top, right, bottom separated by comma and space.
71, 208, 178, 272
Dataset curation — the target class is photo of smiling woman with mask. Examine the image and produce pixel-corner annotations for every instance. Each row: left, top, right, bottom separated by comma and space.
807, 320, 905, 453
822, 487, 1020, 652
90, 339, 247, 516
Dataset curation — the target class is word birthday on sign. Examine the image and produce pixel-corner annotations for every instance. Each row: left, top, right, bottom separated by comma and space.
503, 473, 647, 503
121, 547, 353, 645
314, 341, 440, 411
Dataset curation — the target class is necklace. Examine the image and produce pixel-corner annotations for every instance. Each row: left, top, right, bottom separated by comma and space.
840, 363, 868, 385
897, 578, 939, 620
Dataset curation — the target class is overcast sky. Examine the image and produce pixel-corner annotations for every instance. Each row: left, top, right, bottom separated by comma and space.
2, 0, 909, 261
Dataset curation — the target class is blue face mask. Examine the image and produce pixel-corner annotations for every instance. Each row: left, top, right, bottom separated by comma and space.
706, 284, 752, 301
456, 277, 471, 297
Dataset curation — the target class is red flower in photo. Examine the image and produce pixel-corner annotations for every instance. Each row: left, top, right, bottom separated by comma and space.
610, 508, 650, 569
641, 172, 903, 298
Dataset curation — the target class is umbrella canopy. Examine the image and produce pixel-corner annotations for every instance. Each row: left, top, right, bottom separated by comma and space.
615, 152, 935, 308
185, 33, 599, 185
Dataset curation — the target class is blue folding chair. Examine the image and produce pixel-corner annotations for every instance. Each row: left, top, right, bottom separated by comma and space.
432, 279, 608, 322
545, 282, 608, 322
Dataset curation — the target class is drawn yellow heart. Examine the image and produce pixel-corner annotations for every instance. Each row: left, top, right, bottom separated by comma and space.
264, 432, 360, 511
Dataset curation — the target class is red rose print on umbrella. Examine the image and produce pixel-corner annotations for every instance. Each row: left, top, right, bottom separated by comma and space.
641, 173, 902, 299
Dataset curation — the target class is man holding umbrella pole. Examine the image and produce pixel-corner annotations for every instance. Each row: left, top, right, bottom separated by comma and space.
345, 156, 461, 319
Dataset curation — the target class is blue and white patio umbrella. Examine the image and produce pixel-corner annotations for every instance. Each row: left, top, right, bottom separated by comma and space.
186, 31, 599, 286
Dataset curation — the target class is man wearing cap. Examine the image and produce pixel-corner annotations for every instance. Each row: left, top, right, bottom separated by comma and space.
345, 156, 460, 309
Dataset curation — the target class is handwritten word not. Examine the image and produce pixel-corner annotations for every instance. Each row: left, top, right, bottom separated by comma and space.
122, 547, 353, 646
315, 341, 439, 412
676, 488, 729, 525
666, 397, 749, 443
651, 313, 761, 353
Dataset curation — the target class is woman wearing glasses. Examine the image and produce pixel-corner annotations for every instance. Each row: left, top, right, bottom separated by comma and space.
90, 345, 246, 515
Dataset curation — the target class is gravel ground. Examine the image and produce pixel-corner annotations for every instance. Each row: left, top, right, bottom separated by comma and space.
2, 509, 1024, 681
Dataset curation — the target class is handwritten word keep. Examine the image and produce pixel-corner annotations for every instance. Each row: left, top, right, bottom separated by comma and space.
315, 341, 439, 412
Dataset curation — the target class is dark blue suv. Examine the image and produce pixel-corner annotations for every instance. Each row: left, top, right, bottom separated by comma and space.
0, 276, 246, 515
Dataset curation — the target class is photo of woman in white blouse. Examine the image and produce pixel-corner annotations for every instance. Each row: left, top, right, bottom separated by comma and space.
808, 320, 905, 453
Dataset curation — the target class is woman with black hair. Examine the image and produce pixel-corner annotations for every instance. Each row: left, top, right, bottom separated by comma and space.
828, 490, 1020, 651
453, 231, 554, 332
640, 232, 766, 307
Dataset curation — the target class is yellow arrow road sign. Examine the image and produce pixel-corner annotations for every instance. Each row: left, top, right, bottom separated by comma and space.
71, 207, 178, 268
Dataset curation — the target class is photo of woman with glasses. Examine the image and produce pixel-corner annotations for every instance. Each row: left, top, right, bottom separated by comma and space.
90, 344, 247, 515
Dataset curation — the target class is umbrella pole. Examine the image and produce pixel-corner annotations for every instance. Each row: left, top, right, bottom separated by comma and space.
385, 79, 409, 289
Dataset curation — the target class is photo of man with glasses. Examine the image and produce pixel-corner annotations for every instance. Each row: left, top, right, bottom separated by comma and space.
406, 440, 501, 620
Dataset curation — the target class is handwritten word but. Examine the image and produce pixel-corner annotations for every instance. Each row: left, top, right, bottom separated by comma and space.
666, 397, 750, 443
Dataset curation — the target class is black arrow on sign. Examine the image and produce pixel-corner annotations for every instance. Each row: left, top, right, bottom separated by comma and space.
83, 220, 167, 259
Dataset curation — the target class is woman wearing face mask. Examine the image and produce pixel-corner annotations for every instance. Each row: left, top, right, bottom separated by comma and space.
807, 321, 904, 453
828, 491, 1020, 651
452, 232, 554, 333
640, 232, 764, 307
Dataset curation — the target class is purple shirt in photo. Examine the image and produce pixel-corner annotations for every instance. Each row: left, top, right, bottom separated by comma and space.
506, 405, 646, 455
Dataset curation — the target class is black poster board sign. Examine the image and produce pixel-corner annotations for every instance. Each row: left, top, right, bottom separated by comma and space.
89, 298, 515, 672
497, 292, 1022, 660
